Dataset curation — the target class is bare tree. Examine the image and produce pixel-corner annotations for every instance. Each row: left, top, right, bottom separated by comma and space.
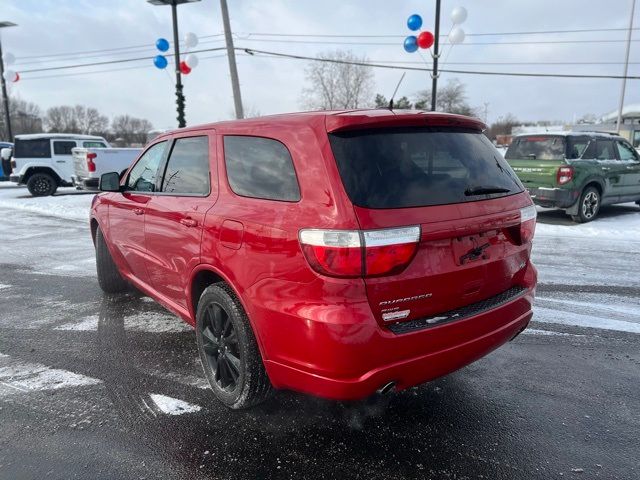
414, 78, 477, 116
45, 105, 78, 132
1, 96, 43, 137
301, 50, 374, 110
112, 115, 153, 146
485, 113, 520, 140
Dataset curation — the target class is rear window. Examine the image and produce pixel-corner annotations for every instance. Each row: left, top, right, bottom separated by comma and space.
329, 127, 522, 209
505, 136, 565, 160
14, 138, 51, 159
83, 141, 107, 148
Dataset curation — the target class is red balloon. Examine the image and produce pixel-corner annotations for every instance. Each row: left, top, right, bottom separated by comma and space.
417, 31, 435, 49
14, 72, 20, 83
180, 61, 191, 75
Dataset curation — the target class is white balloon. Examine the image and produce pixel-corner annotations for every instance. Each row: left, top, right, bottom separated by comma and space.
185, 53, 199, 69
448, 27, 466, 45
3, 69, 17, 82
2, 52, 15, 66
451, 6, 468, 25
184, 32, 198, 48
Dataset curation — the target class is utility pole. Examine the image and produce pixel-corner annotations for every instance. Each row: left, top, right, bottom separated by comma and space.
0, 21, 17, 141
616, 0, 636, 133
430, 0, 441, 111
220, 0, 244, 119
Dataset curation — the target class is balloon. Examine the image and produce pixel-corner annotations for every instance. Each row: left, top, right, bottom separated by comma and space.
184, 32, 198, 48
448, 27, 466, 44
185, 53, 199, 69
2, 52, 15, 66
451, 6, 468, 25
417, 31, 435, 49
156, 38, 170, 52
407, 14, 423, 31
179, 61, 191, 74
403, 36, 418, 53
153, 55, 168, 69
3, 70, 17, 82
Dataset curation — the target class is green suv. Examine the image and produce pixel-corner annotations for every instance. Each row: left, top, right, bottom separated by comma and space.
505, 132, 640, 222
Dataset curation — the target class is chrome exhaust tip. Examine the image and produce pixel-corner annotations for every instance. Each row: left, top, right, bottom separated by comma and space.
377, 381, 396, 395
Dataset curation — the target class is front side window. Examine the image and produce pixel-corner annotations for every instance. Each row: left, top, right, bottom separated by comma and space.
224, 136, 300, 201
14, 138, 51, 158
126, 141, 166, 192
616, 140, 638, 161
53, 141, 77, 155
161, 136, 210, 195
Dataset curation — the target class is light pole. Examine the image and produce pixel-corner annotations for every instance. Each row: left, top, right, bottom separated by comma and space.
219, 0, 244, 119
616, 0, 636, 133
0, 21, 17, 141
430, 0, 441, 111
147, 0, 200, 128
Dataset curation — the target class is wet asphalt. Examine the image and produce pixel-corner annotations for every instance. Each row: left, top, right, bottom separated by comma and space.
0, 201, 639, 479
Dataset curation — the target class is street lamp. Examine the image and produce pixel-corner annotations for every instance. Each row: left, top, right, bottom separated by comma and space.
147, 0, 200, 128
0, 21, 17, 141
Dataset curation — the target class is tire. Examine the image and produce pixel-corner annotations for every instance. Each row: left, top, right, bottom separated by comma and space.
571, 186, 600, 223
95, 228, 129, 293
26, 172, 57, 196
196, 283, 272, 409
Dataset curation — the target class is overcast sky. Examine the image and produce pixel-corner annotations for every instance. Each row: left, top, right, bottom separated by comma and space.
2, 0, 638, 130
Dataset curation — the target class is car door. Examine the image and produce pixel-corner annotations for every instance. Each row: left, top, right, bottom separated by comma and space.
51, 140, 78, 181
108, 140, 168, 287
614, 139, 640, 199
593, 139, 626, 202
144, 133, 216, 309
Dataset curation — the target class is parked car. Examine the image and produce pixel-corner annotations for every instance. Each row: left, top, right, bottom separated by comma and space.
9, 133, 109, 196
505, 132, 640, 222
0, 141, 13, 180
91, 110, 538, 409
72, 147, 141, 190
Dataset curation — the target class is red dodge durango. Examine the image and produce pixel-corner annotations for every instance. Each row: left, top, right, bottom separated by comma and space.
91, 109, 537, 409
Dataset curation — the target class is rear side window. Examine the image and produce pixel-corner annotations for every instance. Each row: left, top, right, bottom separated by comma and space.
127, 141, 166, 192
329, 127, 523, 209
505, 136, 565, 160
224, 136, 300, 201
83, 141, 106, 148
161, 136, 210, 195
594, 140, 616, 160
14, 139, 51, 158
53, 141, 77, 155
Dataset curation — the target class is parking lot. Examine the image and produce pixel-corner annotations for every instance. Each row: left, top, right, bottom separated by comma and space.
0, 185, 639, 479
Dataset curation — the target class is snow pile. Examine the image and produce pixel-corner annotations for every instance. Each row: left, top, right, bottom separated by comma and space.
149, 393, 201, 415
536, 204, 640, 239
0, 185, 94, 222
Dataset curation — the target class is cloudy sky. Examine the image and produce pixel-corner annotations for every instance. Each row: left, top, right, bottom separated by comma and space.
2, 0, 638, 130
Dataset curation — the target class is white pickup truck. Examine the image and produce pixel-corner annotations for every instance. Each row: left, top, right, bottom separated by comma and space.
72, 147, 141, 191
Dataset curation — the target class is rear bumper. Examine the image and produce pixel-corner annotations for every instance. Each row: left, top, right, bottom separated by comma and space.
526, 186, 578, 209
72, 175, 99, 190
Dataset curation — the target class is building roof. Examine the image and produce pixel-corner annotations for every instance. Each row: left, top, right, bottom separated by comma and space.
14, 133, 106, 141
513, 131, 624, 139
601, 103, 640, 122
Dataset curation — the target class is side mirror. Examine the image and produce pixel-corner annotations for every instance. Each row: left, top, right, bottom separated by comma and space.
1, 148, 12, 160
99, 172, 121, 192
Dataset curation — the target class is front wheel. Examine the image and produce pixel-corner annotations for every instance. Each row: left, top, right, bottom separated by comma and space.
571, 186, 600, 223
26, 173, 57, 196
196, 284, 272, 409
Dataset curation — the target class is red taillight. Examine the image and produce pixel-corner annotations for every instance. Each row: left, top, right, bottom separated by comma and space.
556, 166, 573, 185
86, 152, 97, 173
519, 205, 537, 244
299, 226, 420, 278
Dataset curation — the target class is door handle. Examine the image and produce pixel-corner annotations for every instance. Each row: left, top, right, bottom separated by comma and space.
180, 218, 198, 227
133, 208, 144, 215
601, 167, 610, 171
56, 160, 65, 163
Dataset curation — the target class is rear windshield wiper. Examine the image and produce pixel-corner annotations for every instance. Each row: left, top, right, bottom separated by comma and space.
465, 186, 512, 196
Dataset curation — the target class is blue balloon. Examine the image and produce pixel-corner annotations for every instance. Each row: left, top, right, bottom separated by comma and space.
407, 14, 423, 31
403, 36, 418, 53
153, 55, 168, 69
156, 38, 170, 52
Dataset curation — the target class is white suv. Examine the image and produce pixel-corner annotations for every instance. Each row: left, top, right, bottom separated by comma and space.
8, 133, 108, 196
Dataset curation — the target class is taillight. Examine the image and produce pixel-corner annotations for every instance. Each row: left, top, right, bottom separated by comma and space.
86, 152, 97, 173
299, 226, 420, 278
519, 205, 537, 244
556, 166, 573, 185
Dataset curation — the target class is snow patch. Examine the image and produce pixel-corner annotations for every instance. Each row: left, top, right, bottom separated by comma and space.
0, 186, 93, 222
54, 315, 99, 331
522, 328, 584, 337
0, 283, 12, 290
534, 306, 640, 334
149, 393, 201, 415
124, 312, 191, 333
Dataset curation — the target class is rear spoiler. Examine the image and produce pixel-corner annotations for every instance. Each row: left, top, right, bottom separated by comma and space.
325, 111, 486, 133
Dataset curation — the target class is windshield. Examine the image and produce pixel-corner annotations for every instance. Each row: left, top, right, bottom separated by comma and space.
329, 127, 523, 209
505, 135, 566, 160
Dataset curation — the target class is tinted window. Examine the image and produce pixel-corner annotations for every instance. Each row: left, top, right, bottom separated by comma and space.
126, 141, 166, 192
329, 127, 523, 209
53, 141, 77, 155
83, 141, 107, 148
616, 140, 638, 161
594, 140, 616, 160
161, 136, 210, 195
14, 138, 51, 158
505, 136, 565, 160
224, 136, 300, 201
566, 137, 591, 159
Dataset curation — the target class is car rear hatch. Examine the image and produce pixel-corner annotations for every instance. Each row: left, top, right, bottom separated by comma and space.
325, 120, 535, 329
504, 135, 568, 188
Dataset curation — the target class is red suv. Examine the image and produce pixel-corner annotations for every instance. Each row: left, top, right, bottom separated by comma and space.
92, 110, 537, 409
